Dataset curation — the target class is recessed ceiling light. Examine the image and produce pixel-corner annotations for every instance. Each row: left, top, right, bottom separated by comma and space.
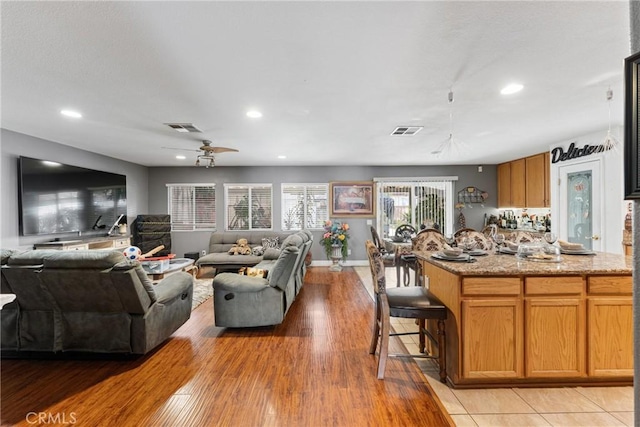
246, 110, 263, 118
41, 160, 62, 167
60, 109, 82, 118
500, 83, 524, 95
176, 155, 186, 160
277, 155, 286, 159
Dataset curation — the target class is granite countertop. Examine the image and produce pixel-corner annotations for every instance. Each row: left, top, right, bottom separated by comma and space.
414, 250, 632, 276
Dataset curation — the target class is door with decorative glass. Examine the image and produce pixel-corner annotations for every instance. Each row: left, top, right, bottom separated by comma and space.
558, 159, 602, 250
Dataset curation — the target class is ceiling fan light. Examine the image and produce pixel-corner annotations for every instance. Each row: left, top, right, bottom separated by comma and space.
246, 110, 263, 118
500, 83, 524, 95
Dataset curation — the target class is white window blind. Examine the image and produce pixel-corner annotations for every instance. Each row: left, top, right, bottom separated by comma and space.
167, 184, 216, 231
225, 184, 273, 230
375, 177, 456, 237
281, 184, 329, 230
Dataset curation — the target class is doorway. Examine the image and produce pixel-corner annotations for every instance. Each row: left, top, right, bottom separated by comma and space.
558, 159, 602, 250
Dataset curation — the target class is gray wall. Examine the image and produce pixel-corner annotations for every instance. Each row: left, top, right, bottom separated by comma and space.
0, 129, 149, 250
630, 0, 639, 421
148, 165, 498, 262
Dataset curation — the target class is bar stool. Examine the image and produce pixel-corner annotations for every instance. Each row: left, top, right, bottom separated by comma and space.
366, 240, 447, 382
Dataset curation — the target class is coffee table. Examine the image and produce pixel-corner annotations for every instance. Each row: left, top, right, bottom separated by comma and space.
146, 258, 196, 281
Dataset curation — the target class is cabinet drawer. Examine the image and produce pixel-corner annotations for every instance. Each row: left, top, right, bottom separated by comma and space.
462, 277, 520, 296
114, 238, 131, 248
588, 276, 632, 295
525, 276, 583, 295
67, 243, 89, 251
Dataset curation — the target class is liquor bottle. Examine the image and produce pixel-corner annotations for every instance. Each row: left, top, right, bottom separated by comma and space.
625, 203, 632, 232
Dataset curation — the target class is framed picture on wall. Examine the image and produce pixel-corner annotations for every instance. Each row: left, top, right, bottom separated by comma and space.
624, 51, 640, 199
329, 181, 375, 217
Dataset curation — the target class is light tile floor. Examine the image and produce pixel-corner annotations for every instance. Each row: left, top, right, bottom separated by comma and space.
354, 266, 635, 427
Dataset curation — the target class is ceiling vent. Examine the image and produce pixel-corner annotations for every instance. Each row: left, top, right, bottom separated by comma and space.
391, 126, 423, 136
164, 123, 203, 133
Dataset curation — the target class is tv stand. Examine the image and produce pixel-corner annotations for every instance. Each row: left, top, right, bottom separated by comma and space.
34, 236, 130, 251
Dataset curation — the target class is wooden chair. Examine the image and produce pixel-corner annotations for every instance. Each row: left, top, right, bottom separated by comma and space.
395, 224, 417, 240
366, 240, 447, 382
369, 226, 395, 269
401, 229, 447, 286
454, 228, 493, 251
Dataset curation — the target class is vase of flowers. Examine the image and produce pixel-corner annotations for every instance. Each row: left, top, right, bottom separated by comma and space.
321, 220, 349, 271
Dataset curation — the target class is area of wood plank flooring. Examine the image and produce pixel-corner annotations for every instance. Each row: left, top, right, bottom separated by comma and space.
1, 267, 452, 427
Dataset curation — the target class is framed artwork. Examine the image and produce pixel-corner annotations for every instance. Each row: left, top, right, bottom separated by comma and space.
330, 181, 375, 217
624, 51, 640, 199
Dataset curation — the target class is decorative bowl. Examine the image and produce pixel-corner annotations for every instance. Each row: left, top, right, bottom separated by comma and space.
558, 240, 583, 250
443, 248, 464, 257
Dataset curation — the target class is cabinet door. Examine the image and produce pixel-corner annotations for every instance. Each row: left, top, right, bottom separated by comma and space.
462, 299, 523, 378
544, 152, 551, 207
525, 154, 546, 208
588, 297, 633, 377
525, 298, 585, 378
510, 158, 526, 207
497, 162, 512, 208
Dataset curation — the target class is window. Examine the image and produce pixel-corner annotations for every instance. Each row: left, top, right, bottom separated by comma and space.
225, 184, 272, 230
375, 177, 457, 237
167, 184, 216, 231
281, 184, 329, 230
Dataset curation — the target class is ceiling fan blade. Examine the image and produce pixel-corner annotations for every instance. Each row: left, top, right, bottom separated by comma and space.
161, 146, 201, 152
210, 147, 239, 153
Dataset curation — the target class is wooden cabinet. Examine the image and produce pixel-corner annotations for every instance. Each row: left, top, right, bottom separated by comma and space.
497, 162, 512, 208
462, 299, 523, 379
587, 276, 633, 377
497, 152, 550, 208
34, 237, 130, 251
461, 277, 523, 379
544, 152, 551, 206
524, 277, 585, 378
497, 159, 525, 208
525, 154, 547, 207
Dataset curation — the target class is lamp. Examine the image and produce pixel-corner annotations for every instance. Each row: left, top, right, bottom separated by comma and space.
431, 89, 468, 158
601, 87, 619, 153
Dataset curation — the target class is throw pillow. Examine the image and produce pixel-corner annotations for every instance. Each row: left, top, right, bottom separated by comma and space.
238, 267, 268, 279
261, 237, 280, 249
252, 246, 265, 256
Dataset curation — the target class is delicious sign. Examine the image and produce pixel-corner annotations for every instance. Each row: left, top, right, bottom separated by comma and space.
550, 142, 612, 163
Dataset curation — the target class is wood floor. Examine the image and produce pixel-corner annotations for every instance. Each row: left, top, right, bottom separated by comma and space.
1, 267, 452, 427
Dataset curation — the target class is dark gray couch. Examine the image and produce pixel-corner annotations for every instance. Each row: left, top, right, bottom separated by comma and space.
1, 249, 193, 355
195, 231, 293, 274
212, 230, 313, 327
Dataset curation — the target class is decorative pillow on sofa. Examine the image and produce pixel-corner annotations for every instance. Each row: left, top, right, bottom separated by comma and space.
252, 246, 265, 256
261, 237, 280, 249
238, 266, 268, 279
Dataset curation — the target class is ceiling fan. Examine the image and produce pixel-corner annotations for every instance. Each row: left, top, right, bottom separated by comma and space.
162, 140, 239, 168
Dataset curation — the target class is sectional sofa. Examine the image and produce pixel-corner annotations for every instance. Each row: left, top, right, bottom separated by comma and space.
1, 249, 193, 356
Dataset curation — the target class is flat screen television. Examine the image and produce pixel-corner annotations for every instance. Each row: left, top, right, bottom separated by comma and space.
624, 51, 640, 199
18, 156, 127, 236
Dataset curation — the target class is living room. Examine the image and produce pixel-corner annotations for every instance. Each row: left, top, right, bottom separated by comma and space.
2, 2, 639, 426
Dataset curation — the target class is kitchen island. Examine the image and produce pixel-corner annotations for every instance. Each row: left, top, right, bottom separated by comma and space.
414, 250, 633, 388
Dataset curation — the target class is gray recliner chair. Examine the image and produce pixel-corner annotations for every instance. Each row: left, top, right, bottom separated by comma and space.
1, 249, 193, 355
212, 245, 300, 327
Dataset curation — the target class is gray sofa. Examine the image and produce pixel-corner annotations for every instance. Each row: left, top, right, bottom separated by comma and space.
212, 230, 313, 327
1, 249, 193, 355
196, 231, 293, 274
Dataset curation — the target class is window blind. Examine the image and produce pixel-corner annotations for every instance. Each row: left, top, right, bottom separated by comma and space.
167, 184, 216, 231
281, 184, 329, 230
375, 177, 456, 237
225, 184, 273, 230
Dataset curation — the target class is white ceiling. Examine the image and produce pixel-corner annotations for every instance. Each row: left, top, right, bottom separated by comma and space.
0, 1, 632, 167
